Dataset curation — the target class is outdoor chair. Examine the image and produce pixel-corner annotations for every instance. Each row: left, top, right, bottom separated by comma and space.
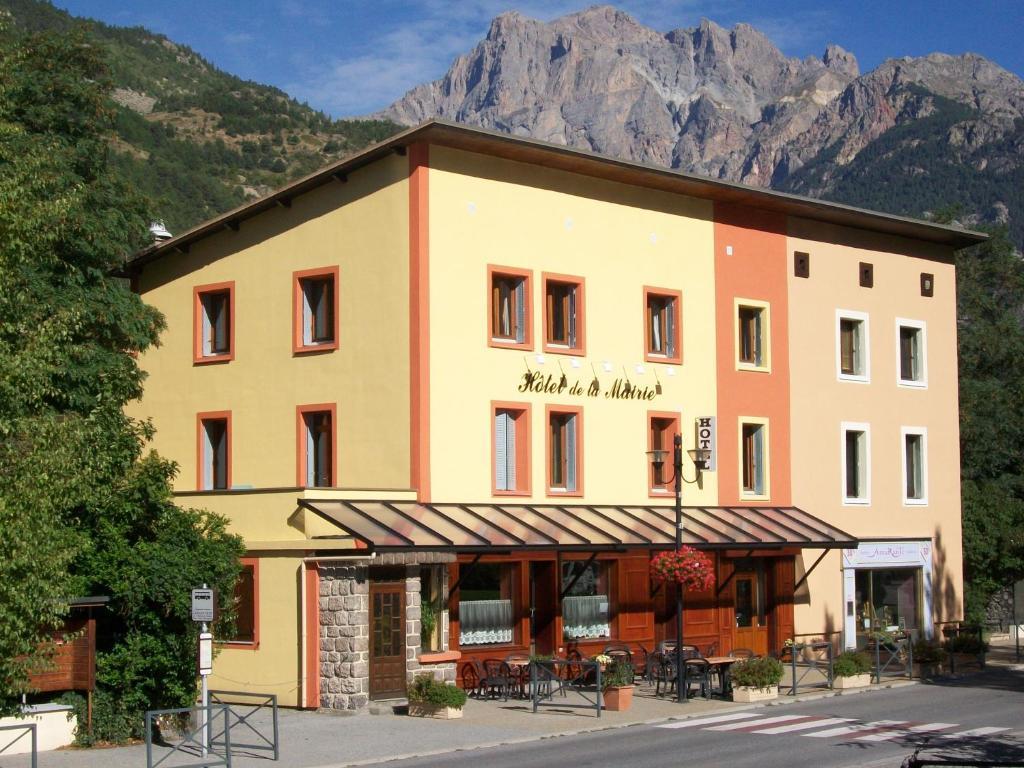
729, 647, 756, 659
481, 659, 514, 701
504, 652, 531, 698
683, 657, 711, 699
460, 659, 486, 698
651, 651, 677, 697
635, 643, 652, 683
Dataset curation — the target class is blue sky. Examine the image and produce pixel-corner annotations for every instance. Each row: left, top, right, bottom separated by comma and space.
55, 0, 1024, 118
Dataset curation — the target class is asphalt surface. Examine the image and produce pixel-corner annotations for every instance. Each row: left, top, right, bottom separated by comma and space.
372, 667, 1024, 768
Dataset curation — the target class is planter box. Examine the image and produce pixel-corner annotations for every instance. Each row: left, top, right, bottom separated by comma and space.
731, 685, 779, 703
833, 673, 871, 689
407, 702, 464, 720
602, 685, 634, 711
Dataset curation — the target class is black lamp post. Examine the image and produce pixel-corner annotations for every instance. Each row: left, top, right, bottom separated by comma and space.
648, 434, 708, 703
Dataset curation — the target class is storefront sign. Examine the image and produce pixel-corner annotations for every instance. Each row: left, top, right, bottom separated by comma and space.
517, 371, 659, 401
695, 417, 716, 471
841, 540, 931, 568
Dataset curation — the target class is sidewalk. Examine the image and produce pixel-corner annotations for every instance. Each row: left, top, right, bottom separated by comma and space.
0, 674, 921, 768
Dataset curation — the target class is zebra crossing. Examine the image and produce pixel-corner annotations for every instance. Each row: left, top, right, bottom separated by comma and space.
655, 711, 1014, 742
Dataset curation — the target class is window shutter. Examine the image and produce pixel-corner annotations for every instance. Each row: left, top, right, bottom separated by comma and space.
506, 412, 516, 490
666, 299, 676, 358
495, 411, 508, 491
753, 428, 764, 495
305, 416, 315, 487
515, 280, 526, 343
568, 287, 577, 348
203, 424, 214, 489
302, 284, 313, 346
213, 296, 228, 353
754, 311, 762, 365
201, 297, 213, 356
566, 415, 577, 491
214, 424, 227, 489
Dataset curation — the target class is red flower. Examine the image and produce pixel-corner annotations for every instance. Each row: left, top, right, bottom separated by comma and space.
650, 547, 715, 592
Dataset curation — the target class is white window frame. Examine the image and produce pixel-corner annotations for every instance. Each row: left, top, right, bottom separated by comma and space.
901, 427, 928, 506
840, 422, 871, 506
738, 417, 770, 500
836, 309, 870, 383
895, 318, 928, 388
734, 298, 771, 372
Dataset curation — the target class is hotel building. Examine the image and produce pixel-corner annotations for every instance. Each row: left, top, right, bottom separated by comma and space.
126, 121, 982, 709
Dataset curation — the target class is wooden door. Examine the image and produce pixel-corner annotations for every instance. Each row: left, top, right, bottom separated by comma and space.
530, 562, 556, 655
732, 569, 769, 656
370, 583, 406, 699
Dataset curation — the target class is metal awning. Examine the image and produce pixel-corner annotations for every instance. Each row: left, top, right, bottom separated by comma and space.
299, 500, 857, 553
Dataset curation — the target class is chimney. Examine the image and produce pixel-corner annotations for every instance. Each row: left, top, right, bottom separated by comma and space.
149, 220, 172, 242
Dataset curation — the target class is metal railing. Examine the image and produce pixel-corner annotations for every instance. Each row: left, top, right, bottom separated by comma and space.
936, 622, 987, 674
208, 690, 279, 761
0, 722, 37, 768
870, 634, 913, 683
778, 633, 837, 695
145, 704, 231, 768
530, 659, 602, 717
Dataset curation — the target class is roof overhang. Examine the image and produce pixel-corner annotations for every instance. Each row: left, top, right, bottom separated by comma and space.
124, 120, 987, 274
299, 500, 857, 554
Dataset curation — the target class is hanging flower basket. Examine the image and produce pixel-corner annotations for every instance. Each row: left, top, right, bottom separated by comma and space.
650, 547, 715, 592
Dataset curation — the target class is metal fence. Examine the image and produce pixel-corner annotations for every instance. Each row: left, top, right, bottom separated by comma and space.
778, 632, 837, 696
0, 722, 37, 768
870, 634, 913, 683
145, 704, 232, 768
209, 690, 279, 761
530, 659, 603, 717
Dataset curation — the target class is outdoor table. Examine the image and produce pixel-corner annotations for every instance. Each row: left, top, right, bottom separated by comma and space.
703, 656, 739, 697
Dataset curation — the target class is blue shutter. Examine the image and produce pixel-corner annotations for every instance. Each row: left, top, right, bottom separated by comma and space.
566, 415, 577, 492
495, 411, 508, 491
515, 280, 526, 344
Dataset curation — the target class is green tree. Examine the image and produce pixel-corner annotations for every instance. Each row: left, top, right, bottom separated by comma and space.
956, 225, 1024, 621
0, 28, 242, 736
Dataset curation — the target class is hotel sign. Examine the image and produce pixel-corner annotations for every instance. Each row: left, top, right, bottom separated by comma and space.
696, 416, 716, 471
517, 371, 659, 401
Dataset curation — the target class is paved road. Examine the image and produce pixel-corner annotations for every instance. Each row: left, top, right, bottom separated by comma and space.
372, 668, 1024, 768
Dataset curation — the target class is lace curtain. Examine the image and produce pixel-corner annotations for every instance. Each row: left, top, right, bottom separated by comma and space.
459, 599, 513, 645
563, 594, 610, 639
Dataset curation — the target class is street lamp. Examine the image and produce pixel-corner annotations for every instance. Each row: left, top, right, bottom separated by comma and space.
647, 434, 709, 703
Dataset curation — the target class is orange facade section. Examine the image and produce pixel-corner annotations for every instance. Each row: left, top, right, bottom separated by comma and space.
714, 204, 792, 506
408, 143, 431, 502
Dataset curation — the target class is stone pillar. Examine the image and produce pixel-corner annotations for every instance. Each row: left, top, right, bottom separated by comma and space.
317, 563, 370, 711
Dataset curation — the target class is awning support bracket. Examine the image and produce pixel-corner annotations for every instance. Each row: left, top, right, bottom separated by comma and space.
560, 552, 599, 599
447, 554, 482, 607
793, 550, 829, 593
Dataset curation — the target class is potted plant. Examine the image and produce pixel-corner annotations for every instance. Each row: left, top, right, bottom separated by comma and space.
729, 656, 784, 702
407, 674, 468, 719
601, 659, 635, 711
912, 638, 947, 678
832, 651, 872, 689
650, 547, 716, 592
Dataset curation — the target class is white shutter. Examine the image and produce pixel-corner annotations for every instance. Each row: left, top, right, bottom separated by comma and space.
515, 280, 526, 344
506, 412, 516, 490
495, 411, 508, 490
201, 296, 213, 356
753, 427, 764, 495
305, 416, 315, 487
666, 299, 676, 357
566, 415, 577, 491
202, 423, 214, 489
568, 287, 577, 348
302, 283, 313, 346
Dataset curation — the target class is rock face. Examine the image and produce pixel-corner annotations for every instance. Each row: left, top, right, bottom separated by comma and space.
374, 5, 1024, 222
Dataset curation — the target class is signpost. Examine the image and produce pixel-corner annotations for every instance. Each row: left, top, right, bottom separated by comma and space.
191, 586, 216, 757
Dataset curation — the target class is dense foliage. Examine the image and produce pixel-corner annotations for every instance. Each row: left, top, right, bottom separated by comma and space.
0, 25, 243, 738
832, 651, 871, 678
729, 656, 784, 689
407, 675, 469, 709
649, 547, 716, 592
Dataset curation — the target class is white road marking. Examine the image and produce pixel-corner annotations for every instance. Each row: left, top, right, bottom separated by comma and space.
752, 717, 856, 734
941, 727, 1012, 738
856, 723, 958, 741
805, 720, 909, 738
656, 712, 760, 729
706, 715, 812, 731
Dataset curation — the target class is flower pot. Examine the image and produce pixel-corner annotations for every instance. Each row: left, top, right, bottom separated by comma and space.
731, 685, 779, 703
833, 673, 871, 689
407, 702, 464, 719
602, 685, 634, 711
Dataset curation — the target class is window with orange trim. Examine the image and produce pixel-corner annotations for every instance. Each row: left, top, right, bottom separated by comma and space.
644, 288, 681, 363
197, 412, 231, 490
547, 406, 582, 495
293, 267, 339, 353
225, 558, 259, 646
543, 274, 585, 355
488, 267, 531, 349
648, 412, 680, 494
493, 403, 530, 495
297, 405, 336, 487
193, 282, 234, 363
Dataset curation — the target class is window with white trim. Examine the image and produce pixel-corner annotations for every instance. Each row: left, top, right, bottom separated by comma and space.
549, 410, 580, 493
897, 319, 927, 387
841, 423, 870, 505
492, 273, 528, 344
737, 304, 767, 368
837, 310, 870, 382
301, 410, 333, 487
741, 421, 767, 497
200, 416, 229, 490
902, 428, 927, 504
300, 275, 335, 346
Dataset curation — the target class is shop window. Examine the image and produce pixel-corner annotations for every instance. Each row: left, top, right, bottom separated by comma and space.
493, 403, 531, 495
543, 274, 585, 355
458, 563, 516, 646
193, 282, 234, 363
837, 310, 870, 382
420, 565, 444, 652
562, 560, 610, 640
841, 423, 870, 505
736, 300, 769, 370
197, 412, 231, 490
297, 405, 335, 487
903, 428, 927, 505
855, 568, 919, 642
644, 287, 681, 363
226, 558, 258, 645
740, 421, 768, 498
897, 320, 927, 387
648, 412, 680, 494
547, 406, 582, 495
489, 267, 531, 349
293, 267, 339, 353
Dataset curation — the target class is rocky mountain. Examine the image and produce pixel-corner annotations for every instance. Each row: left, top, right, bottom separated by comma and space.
376, 5, 1024, 244
0, 0, 402, 234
